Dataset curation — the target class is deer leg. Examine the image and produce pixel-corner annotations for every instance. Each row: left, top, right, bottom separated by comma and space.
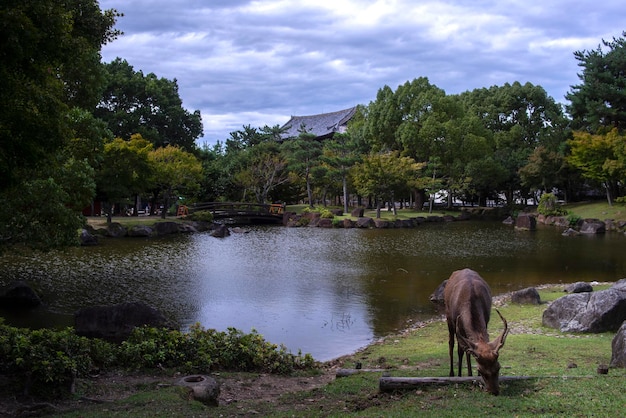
457, 342, 465, 377
447, 322, 455, 377
465, 351, 472, 376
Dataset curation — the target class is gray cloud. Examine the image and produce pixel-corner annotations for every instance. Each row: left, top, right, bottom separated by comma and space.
99, 0, 625, 145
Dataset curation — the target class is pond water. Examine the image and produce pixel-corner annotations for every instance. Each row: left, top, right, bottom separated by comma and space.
2, 220, 626, 361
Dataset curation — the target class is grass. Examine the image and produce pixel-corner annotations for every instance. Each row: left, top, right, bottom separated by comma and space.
54, 284, 626, 417
562, 200, 626, 222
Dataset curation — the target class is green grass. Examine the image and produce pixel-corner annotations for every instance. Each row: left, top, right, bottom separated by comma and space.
563, 200, 626, 222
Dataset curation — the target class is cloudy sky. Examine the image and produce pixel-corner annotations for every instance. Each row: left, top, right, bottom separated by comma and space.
98, 0, 625, 146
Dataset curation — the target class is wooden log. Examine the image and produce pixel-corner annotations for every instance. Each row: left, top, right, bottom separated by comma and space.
379, 376, 533, 392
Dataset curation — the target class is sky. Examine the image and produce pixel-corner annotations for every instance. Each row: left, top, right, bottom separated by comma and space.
98, 0, 625, 146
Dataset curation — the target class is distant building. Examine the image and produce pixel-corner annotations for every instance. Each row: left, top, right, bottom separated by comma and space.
280, 106, 357, 141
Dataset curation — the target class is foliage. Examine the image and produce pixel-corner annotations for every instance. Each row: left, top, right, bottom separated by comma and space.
566, 212, 582, 227
566, 31, 626, 132
281, 134, 324, 208
537, 193, 566, 216
0, 0, 120, 192
0, 320, 316, 398
187, 210, 214, 223
96, 58, 203, 151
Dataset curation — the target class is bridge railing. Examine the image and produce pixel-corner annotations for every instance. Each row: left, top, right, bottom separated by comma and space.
188, 202, 285, 218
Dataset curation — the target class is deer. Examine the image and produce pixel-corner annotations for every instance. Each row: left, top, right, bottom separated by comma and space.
443, 268, 509, 395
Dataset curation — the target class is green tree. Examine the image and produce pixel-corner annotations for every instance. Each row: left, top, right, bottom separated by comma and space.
233, 142, 289, 204
351, 152, 424, 218
149, 145, 203, 218
567, 129, 625, 205
0, 0, 119, 191
282, 134, 324, 208
322, 133, 361, 213
96, 58, 203, 151
566, 32, 626, 133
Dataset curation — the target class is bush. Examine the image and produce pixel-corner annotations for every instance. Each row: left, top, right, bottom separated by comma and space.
187, 210, 214, 223
537, 193, 567, 216
0, 320, 316, 398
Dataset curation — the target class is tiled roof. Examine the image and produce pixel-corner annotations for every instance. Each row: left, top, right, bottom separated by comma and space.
280, 106, 357, 140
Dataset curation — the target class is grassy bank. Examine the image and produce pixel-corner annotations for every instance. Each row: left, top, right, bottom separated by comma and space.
53, 285, 625, 417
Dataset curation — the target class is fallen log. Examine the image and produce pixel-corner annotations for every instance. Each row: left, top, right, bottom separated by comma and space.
379, 376, 533, 392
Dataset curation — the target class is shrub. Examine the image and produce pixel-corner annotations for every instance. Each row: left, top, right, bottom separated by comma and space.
567, 212, 583, 228
537, 193, 567, 216
187, 210, 214, 223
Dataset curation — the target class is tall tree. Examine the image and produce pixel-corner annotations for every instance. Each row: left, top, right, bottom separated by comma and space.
0, 0, 119, 191
96, 58, 203, 151
322, 133, 361, 213
566, 32, 626, 133
281, 134, 324, 207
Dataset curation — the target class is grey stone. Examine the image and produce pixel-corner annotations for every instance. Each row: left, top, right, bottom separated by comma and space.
610, 321, 626, 368
511, 287, 541, 304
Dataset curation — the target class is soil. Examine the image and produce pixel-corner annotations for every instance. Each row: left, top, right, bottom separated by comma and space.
0, 362, 342, 417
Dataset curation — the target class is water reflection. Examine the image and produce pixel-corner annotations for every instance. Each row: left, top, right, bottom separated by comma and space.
1, 221, 625, 361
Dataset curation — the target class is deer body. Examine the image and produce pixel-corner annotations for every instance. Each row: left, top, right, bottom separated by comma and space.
443, 268, 508, 395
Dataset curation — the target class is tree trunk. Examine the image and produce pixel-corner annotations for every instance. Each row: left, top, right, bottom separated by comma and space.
342, 175, 349, 214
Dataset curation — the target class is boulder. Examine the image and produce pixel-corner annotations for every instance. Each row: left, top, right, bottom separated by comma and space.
580, 219, 606, 234
502, 216, 514, 225
374, 219, 390, 228
317, 218, 334, 228
210, 224, 230, 238
128, 225, 153, 237
79, 229, 99, 245
74, 301, 176, 343
610, 321, 626, 368
330, 209, 343, 216
515, 214, 536, 231
176, 375, 220, 406
565, 282, 593, 293
0, 280, 42, 309
154, 221, 181, 235
562, 228, 580, 237
106, 222, 127, 237
542, 282, 626, 333
351, 207, 365, 217
511, 287, 541, 304
356, 217, 374, 228
342, 219, 355, 228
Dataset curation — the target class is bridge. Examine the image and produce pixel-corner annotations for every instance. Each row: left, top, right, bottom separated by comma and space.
186, 202, 285, 224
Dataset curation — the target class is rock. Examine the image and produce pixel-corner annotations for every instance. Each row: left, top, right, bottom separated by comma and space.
356, 217, 374, 228
502, 216, 514, 225
74, 301, 176, 343
176, 375, 220, 406
351, 207, 365, 217
542, 283, 626, 333
514, 214, 536, 231
210, 224, 230, 238
106, 222, 127, 237
317, 218, 333, 228
562, 228, 580, 237
79, 229, 99, 245
580, 219, 606, 234
154, 221, 181, 235
511, 287, 541, 304
374, 219, 390, 228
0, 280, 42, 309
610, 321, 626, 368
429, 280, 447, 306
342, 219, 354, 228
565, 282, 593, 293
330, 209, 343, 216
128, 225, 153, 237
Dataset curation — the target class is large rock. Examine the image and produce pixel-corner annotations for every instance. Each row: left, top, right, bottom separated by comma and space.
106, 222, 127, 238
79, 229, 99, 245
610, 321, 626, 368
128, 225, 154, 237
210, 224, 230, 238
542, 282, 626, 333
514, 214, 536, 231
565, 282, 593, 293
0, 280, 42, 309
154, 221, 181, 235
74, 301, 176, 343
351, 207, 365, 217
511, 287, 541, 304
580, 219, 606, 234
355, 217, 374, 228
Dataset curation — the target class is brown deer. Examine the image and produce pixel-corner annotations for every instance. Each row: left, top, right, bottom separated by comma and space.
443, 268, 509, 395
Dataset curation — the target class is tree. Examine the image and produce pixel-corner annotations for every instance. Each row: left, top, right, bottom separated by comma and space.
567, 129, 626, 205
96, 58, 203, 151
566, 32, 626, 133
0, 0, 120, 191
322, 133, 361, 213
233, 142, 289, 204
351, 152, 424, 218
98, 135, 154, 222
149, 145, 203, 218
282, 134, 324, 207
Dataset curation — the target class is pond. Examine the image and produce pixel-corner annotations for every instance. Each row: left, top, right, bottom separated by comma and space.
1, 220, 626, 361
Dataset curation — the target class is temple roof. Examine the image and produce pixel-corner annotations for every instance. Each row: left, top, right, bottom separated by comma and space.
280, 106, 357, 140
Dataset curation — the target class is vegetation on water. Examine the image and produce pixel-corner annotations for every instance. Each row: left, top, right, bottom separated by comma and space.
2, 285, 625, 416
